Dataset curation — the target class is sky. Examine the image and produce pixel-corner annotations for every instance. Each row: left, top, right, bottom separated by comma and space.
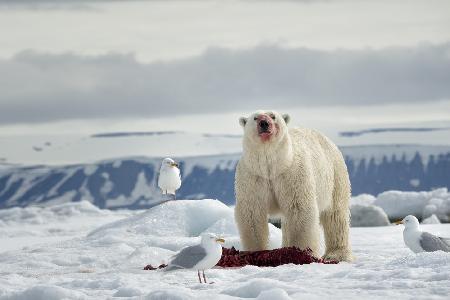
0, 0, 449, 136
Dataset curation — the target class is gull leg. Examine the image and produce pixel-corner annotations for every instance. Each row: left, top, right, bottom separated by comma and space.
198, 270, 202, 283
202, 270, 207, 283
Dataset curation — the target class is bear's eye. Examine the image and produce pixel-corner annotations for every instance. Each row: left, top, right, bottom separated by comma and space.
253, 117, 258, 121
270, 114, 275, 120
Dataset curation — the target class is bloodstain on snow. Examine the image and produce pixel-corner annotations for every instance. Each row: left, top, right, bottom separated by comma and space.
143, 247, 337, 270
143, 264, 167, 270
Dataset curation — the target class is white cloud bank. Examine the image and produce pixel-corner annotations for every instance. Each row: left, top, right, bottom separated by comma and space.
0, 42, 449, 125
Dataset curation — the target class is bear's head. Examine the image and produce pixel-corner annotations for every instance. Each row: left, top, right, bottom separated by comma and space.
239, 110, 290, 144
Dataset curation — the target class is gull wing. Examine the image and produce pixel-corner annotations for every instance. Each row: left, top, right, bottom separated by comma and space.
165, 245, 207, 271
420, 232, 450, 252
440, 237, 450, 247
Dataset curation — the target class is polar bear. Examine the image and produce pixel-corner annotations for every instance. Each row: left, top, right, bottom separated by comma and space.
235, 110, 352, 262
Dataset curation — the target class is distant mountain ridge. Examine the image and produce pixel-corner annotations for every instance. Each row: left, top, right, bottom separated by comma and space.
340, 127, 450, 137
91, 131, 181, 138
91, 131, 243, 139
0, 145, 449, 209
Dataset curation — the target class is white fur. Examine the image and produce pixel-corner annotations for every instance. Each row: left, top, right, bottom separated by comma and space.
235, 110, 353, 261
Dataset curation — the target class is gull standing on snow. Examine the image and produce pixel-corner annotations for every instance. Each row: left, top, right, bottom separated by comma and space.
395, 215, 450, 253
164, 233, 225, 283
158, 158, 181, 199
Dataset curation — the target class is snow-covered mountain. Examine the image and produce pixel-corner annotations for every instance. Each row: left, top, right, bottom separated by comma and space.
1, 145, 449, 209
0, 154, 239, 209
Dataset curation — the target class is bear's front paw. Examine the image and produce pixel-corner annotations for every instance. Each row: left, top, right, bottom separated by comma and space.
323, 249, 353, 262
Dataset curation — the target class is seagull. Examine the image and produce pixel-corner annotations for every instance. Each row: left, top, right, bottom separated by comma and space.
395, 215, 450, 253
158, 158, 181, 200
164, 233, 225, 283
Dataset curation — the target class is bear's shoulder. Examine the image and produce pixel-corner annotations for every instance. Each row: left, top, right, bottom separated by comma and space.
288, 127, 324, 139
289, 127, 339, 153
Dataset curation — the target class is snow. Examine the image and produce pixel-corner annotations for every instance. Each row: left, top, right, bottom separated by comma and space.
179, 154, 240, 178
339, 144, 450, 165
0, 201, 138, 252
0, 132, 244, 166
1, 132, 449, 166
1, 199, 449, 299
83, 165, 98, 176
349, 188, 450, 225
87, 199, 281, 252
350, 194, 390, 227
350, 204, 390, 227
4, 285, 87, 300
131, 172, 153, 200
351, 194, 377, 206
374, 188, 450, 222
421, 214, 441, 224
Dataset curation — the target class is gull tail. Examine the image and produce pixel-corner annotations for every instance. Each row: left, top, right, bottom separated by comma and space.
163, 264, 184, 272
440, 237, 450, 246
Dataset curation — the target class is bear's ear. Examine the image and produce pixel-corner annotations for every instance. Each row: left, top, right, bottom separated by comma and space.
282, 114, 290, 124
239, 117, 248, 127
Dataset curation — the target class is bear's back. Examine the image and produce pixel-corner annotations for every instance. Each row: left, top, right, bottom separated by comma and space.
288, 127, 340, 155
288, 126, 346, 176
287, 127, 348, 210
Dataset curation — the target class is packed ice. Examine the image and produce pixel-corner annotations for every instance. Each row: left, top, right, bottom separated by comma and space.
0, 197, 449, 299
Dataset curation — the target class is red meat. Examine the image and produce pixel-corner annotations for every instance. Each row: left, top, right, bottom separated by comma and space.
143, 247, 337, 270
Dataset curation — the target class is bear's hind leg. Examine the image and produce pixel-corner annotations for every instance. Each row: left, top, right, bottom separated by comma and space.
321, 208, 353, 262
321, 161, 353, 262
281, 217, 289, 247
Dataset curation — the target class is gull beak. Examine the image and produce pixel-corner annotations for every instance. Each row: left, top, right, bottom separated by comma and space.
394, 220, 403, 225
215, 238, 225, 244
170, 162, 179, 168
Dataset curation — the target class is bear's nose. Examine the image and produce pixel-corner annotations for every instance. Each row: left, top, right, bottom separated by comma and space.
259, 119, 270, 131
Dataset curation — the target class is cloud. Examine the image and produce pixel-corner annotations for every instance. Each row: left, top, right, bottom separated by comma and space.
0, 43, 449, 125
0, 0, 346, 10
0, 0, 140, 10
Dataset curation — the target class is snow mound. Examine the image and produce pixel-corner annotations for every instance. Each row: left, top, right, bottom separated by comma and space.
374, 188, 450, 222
222, 278, 293, 298
145, 289, 195, 300
0, 201, 104, 226
351, 194, 376, 206
88, 199, 281, 251
421, 214, 441, 224
256, 288, 292, 300
113, 287, 143, 297
0, 201, 137, 251
4, 285, 86, 300
89, 199, 232, 238
390, 251, 450, 269
350, 204, 390, 227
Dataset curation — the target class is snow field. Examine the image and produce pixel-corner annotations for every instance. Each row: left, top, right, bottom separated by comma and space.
0, 199, 449, 299
351, 188, 450, 225
0, 201, 138, 253
375, 188, 450, 222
